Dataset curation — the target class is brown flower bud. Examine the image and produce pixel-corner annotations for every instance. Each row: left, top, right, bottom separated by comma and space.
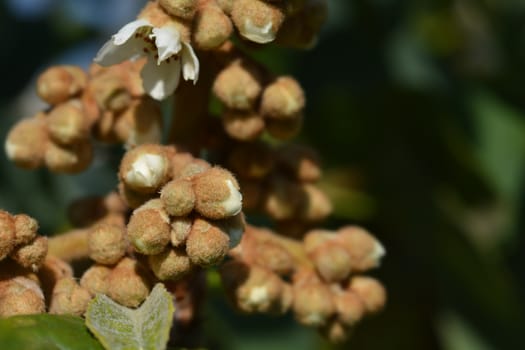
222, 109, 265, 141
170, 216, 193, 247
292, 278, 335, 326
0, 211, 16, 260
127, 200, 171, 255
254, 241, 294, 276
213, 60, 263, 110
5, 115, 48, 169
263, 177, 303, 220
309, 242, 351, 282
10, 236, 48, 271
337, 226, 385, 272
0, 277, 45, 316
119, 144, 171, 194
159, 0, 197, 19
298, 184, 332, 221
160, 179, 196, 217
227, 142, 275, 179
106, 257, 152, 307
276, 0, 327, 49
174, 158, 211, 179
114, 98, 163, 148
265, 113, 303, 140
37, 256, 73, 302
88, 223, 128, 265
185, 217, 230, 267
216, 0, 233, 14
193, 167, 242, 219
231, 0, 285, 44
348, 276, 386, 314
277, 144, 321, 182
47, 101, 89, 145
318, 320, 353, 344
261, 77, 305, 120
148, 247, 194, 281
193, 3, 233, 50
80, 264, 112, 296
333, 290, 365, 327
37, 65, 87, 105
49, 277, 91, 316
169, 152, 194, 177
13, 214, 38, 246
93, 110, 118, 143
44, 140, 93, 173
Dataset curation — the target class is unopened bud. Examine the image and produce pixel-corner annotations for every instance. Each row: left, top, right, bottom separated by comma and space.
228, 142, 275, 179
265, 113, 303, 140
88, 223, 128, 265
174, 158, 211, 179
38, 256, 73, 302
170, 216, 193, 247
222, 109, 265, 141
261, 77, 305, 119
47, 101, 89, 145
338, 226, 385, 272
5, 115, 48, 169
185, 217, 230, 267
0, 211, 16, 260
10, 236, 48, 271
298, 184, 332, 221
106, 257, 152, 308
319, 320, 352, 344
263, 177, 303, 220
193, 3, 233, 50
193, 167, 242, 219
49, 277, 91, 316
115, 98, 163, 148
119, 144, 170, 194
216, 0, 233, 14
80, 264, 111, 296
160, 179, 196, 217
231, 0, 285, 44
13, 214, 38, 246
148, 247, 193, 281
333, 290, 365, 327
127, 200, 171, 255
159, 0, 197, 19
44, 140, 93, 173
254, 241, 294, 276
309, 243, 351, 282
292, 272, 335, 326
348, 277, 386, 314
217, 212, 245, 249
37, 65, 87, 105
213, 60, 262, 110
0, 277, 45, 316
277, 144, 321, 182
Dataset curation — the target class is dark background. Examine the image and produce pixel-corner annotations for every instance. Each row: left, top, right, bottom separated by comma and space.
1, 1, 525, 349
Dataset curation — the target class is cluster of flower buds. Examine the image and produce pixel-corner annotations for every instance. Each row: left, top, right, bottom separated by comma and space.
221, 225, 386, 342
4, 61, 162, 173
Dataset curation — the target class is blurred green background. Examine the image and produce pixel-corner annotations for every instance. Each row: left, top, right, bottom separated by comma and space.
1, 0, 525, 349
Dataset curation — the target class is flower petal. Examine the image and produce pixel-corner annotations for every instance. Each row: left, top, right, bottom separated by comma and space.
181, 42, 199, 83
151, 26, 181, 64
113, 19, 152, 45
141, 57, 181, 100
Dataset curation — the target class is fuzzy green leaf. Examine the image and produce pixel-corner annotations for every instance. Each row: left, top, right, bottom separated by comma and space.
0, 314, 103, 350
85, 283, 175, 350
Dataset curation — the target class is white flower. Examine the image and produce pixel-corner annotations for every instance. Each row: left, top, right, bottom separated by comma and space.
94, 19, 199, 100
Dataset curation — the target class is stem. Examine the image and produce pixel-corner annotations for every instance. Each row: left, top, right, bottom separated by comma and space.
48, 229, 90, 262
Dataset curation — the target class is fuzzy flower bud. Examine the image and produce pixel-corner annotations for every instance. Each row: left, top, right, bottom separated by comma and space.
231, 0, 285, 44
44, 140, 93, 173
106, 257, 152, 308
148, 247, 194, 281
319, 320, 352, 344
222, 109, 265, 141
348, 276, 386, 314
37, 256, 73, 302
292, 279, 335, 326
10, 236, 48, 271
5, 115, 48, 169
193, 167, 242, 219
309, 242, 352, 282
159, 0, 197, 19
37, 65, 87, 105
88, 223, 128, 265
80, 264, 112, 296
49, 278, 92, 316
47, 101, 89, 145
0, 277, 45, 317
160, 179, 196, 217
254, 241, 295, 276
213, 60, 263, 110
260, 77, 305, 119
0, 211, 16, 260
127, 200, 171, 255
338, 226, 385, 272
170, 217, 193, 247
13, 214, 38, 246
185, 217, 230, 267
333, 290, 365, 327
298, 184, 332, 221
193, 3, 233, 50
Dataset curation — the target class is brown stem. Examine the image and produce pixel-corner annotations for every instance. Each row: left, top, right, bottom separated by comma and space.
48, 229, 90, 262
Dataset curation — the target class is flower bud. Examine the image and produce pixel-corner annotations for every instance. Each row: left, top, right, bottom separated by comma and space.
80, 264, 112, 296
47, 101, 89, 145
265, 113, 303, 140
119, 144, 171, 194
148, 247, 193, 281
254, 241, 294, 276
185, 217, 230, 267
171, 216, 193, 247
318, 320, 352, 344
106, 257, 152, 308
0, 211, 16, 260
5, 115, 48, 169
276, 0, 327, 49
37, 65, 87, 105
216, 0, 233, 14
193, 3, 233, 50
160, 179, 196, 216
49, 277, 91, 316
217, 212, 245, 249
292, 280, 335, 326
37, 256, 73, 302
0, 277, 45, 316
10, 236, 48, 271
169, 152, 194, 177
118, 183, 155, 209
309, 243, 351, 282
13, 214, 38, 246
94, 110, 118, 143
159, 0, 197, 19
298, 184, 332, 221
174, 158, 211, 179
261, 77, 305, 119
193, 167, 242, 219
127, 200, 171, 255
88, 223, 128, 265
337, 226, 385, 272
263, 177, 303, 220
44, 140, 93, 173
228, 142, 275, 179
115, 98, 163, 148
222, 109, 265, 141
231, 0, 285, 44
348, 276, 386, 314
333, 290, 365, 327
277, 144, 321, 182
213, 60, 263, 110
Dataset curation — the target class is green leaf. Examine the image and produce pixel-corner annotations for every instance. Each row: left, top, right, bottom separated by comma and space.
0, 314, 103, 350
85, 283, 175, 350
